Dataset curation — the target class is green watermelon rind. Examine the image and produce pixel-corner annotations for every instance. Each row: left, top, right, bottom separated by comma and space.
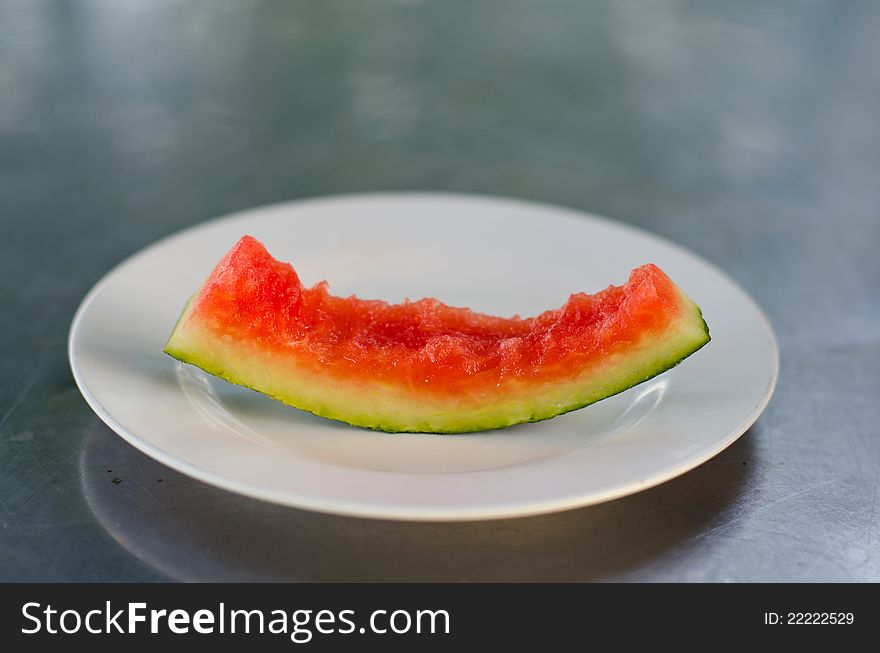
497, 303, 710, 431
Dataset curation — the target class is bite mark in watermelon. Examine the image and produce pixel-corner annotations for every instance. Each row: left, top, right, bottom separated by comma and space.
164, 236, 710, 433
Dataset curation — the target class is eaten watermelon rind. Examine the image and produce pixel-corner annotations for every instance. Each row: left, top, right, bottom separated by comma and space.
164, 282, 710, 434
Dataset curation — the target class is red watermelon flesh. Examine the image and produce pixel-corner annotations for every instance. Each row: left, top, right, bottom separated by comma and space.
165, 236, 710, 433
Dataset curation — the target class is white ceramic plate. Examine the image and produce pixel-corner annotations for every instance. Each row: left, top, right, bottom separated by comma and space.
69, 194, 778, 521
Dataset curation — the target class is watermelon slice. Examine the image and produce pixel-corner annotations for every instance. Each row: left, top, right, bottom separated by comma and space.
165, 236, 710, 433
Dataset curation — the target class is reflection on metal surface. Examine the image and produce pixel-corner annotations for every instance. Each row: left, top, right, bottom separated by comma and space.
79, 419, 755, 582
352, 73, 421, 141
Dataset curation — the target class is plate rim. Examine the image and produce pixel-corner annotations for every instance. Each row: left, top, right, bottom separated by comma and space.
68, 191, 780, 521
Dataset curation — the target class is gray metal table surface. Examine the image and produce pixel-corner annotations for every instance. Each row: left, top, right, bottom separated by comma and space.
1, 1, 878, 582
